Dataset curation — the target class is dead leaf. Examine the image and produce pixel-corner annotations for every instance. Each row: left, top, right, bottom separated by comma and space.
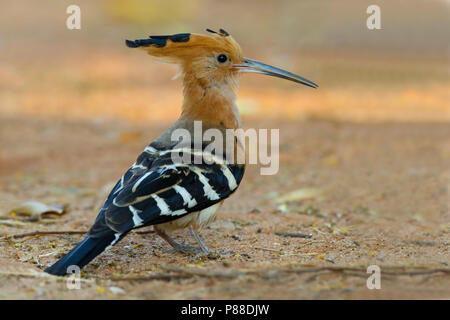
9, 201, 68, 219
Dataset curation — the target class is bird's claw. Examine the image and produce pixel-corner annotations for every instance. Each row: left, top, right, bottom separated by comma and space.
163, 242, 203, 255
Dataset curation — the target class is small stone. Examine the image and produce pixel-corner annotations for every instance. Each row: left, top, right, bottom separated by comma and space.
109, 286, 126, 295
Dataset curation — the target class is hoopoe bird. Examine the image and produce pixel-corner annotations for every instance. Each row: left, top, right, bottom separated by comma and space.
45, 29, 317, 276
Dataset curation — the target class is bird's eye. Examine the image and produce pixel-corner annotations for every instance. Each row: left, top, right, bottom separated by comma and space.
217, 54, 228, 63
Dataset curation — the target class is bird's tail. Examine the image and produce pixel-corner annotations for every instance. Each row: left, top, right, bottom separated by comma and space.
44, 233, 120, 276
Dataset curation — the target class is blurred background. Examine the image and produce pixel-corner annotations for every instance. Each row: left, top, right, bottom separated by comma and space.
0, 0, 448, 124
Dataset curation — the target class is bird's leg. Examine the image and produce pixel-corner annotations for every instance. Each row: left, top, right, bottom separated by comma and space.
189, 226, 211, 255
154, 225, 202, 254
189, 227, 234, 258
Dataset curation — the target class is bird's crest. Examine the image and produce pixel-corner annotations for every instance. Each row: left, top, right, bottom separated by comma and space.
205, 28, 230, 37
125, 28, 243, 65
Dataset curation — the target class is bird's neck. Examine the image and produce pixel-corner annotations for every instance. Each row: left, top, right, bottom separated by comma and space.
180, 74, 241, 130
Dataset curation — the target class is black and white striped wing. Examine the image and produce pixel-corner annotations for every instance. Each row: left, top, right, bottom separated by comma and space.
88, 147, 244, 238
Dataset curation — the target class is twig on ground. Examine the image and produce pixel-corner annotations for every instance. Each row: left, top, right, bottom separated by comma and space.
275, 231, 313, 238
0, 265, 448, 283
253, 246, 284, 253
157, 265, 450, 280
0, 216, 39, 222
253, 246, 318, 256
0, 230, 87, 240
0, 220, 28, 227
160, 265, 244, 279
0, 229, 155, 241
94, 273, 190, 282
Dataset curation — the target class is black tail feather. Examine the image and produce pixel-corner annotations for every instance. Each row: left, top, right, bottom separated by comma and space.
44, 234, 117, 276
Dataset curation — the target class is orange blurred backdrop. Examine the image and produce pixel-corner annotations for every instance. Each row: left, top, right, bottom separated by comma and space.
0, 0, 448, 125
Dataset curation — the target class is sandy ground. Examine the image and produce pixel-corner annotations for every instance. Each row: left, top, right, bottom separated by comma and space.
0, 115, 448, 299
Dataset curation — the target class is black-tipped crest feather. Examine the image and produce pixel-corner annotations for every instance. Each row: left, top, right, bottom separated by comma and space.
126, 33, 190, 48
205, 28, 230, 37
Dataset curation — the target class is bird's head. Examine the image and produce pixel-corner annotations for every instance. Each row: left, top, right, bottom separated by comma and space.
126, 29, 318, 92
126, 29, 317, 128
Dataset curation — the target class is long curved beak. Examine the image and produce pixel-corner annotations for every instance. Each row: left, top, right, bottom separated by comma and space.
232, 57, 318, 88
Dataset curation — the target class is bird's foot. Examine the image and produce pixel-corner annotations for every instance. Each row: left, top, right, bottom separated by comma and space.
163, 242, 203, 255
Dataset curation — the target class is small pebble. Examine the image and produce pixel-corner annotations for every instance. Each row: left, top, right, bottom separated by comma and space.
231, 235, 242, 240
109, 286, 126, 295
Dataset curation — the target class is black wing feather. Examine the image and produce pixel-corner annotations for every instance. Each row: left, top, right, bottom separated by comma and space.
88, 145, 245, 238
